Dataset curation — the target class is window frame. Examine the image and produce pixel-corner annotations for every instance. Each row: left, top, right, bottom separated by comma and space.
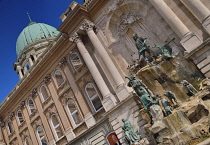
53, 69, 65, 88
69, 52, 83, 71
24, 136, 32, 145
16, 110, 25, 125
66, 99, 82, 127
36, 125, 47, 145
50, 114, 64, 140
6, 120, 14, 135
40, 85, 50, 102
85, 83, 103, 112
27, 98, 36, 115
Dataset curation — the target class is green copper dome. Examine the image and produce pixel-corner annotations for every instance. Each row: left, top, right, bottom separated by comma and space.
16, 22, 59, 57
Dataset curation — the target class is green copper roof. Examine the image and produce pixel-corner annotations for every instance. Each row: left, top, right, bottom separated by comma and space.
16, 22, 59, 57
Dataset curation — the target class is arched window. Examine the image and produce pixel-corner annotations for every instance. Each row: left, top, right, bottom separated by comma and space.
16, 110, 24, 125
24, 136, 33, 145
66, 100, 82, 126
37, 125, 48, 145
70, 53, 83, 71
40, 85, 50, 102
54, 70, 65, 87
85, 83, 103, 112
6, 120, 14, 135
50, 114, 63, 140
27, 98, 36, 114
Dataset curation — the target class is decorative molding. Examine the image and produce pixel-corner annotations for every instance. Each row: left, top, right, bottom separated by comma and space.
18, 101, 25, 109
105, 0, 124, 16
117, 11, 142, 36
44, 74, 51, 84
31, 88, 37, 98
59, 57, 67, 68
9, 112, 15, 120
0, 117, 5, 128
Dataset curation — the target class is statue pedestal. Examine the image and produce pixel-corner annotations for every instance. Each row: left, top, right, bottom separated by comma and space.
150, 120, 166, 134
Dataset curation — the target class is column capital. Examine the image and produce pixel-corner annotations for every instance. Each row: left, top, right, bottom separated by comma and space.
69, 33, 82, 43
80, 20, 95, 32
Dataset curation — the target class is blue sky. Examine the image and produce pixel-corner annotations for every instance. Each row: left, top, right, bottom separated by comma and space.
0, 0, 82, 103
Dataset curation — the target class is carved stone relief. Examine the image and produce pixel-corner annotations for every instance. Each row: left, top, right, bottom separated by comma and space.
31, 118, 42, 130
59, 88, 74, 106
45, 105, 57, 119
105, 0, 124, 16
18, 101, 25, 110
77, 73, 93, 89
59, 57, 67, 68
9, 112, 15, 120
0, 119, 5, 128
116, 11, 143, 36
44, 74, 51, 84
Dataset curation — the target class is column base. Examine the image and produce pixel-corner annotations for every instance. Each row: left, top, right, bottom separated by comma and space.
202, 16, 210, 35
116, 84, 130, 102
102, 93, 116, 111
180, 32, 202, 53
85, 112, 96, 128
65, 128, 75, 142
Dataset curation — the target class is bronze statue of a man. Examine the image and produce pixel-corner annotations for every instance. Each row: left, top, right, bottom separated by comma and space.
126, 74, 153, 98
122, 119, 141, 145
133, 33, 151, 62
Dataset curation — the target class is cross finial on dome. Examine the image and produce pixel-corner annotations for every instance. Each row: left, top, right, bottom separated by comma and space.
27, 12, 32, 22
26, 12, 36, 26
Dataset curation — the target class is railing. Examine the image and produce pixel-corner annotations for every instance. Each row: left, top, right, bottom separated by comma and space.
84, 0, 93, 7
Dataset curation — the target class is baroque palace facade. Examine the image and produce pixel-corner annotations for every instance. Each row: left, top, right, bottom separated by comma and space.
0, 0, 210, 145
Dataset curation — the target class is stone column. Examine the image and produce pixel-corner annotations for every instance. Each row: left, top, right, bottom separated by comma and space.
80, 20, 129, 101
17, 66, 23, 79
180, 0, 210, 35
149, 0, 202, 52
70, 33, 116, 111
28, 57, 33, 66
22, 106, 39, 145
